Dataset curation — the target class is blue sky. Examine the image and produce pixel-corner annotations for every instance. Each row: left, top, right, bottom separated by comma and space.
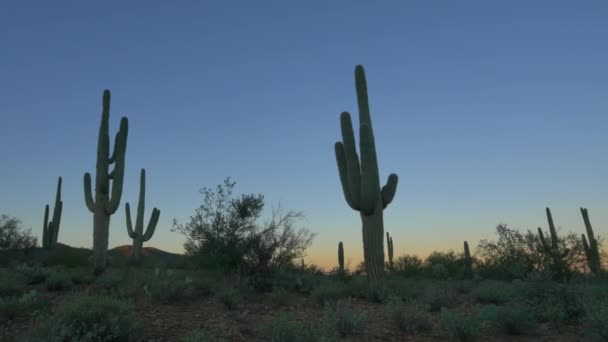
1, 1, 607, 269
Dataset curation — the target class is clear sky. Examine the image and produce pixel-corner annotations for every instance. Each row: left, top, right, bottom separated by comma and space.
1, 1, 607, 270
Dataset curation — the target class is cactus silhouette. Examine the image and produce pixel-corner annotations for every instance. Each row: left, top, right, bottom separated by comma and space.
125, 169, 160, 265
386, 232, 394, 271
334, 65, 398, 283
463, 240, 472, 277
42, 177, 62, 249
537, 207, 569, 280
338, 241, 345, 273
580, 207, 602, 276
84, 90, 128, 275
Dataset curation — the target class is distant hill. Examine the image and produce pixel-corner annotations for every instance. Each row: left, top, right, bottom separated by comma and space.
0, 243, 188, 268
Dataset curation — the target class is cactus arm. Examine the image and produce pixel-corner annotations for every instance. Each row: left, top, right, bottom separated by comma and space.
582, 234, 590, 254
136, 169, 146, 234
338, 241, 345, 272
381, 174, 398, 209
105, 117, 128, 214
335, 142, 358, 209
354, 65, 373, 130
143, 208, 160, 241
545, 208, 559, 247
339, 112, 362, 208
125, 203, 136, 238
52, 200, 62, 246
580, 207, 602, 275
537, 227, 549, 251
84, 173, 95, 212
42, 205, 49, 248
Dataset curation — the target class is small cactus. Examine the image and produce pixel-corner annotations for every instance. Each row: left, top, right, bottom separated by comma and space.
537, 208, 569, 280
386, 232, 394, 271
125, 169, 160, 265
580, 207, 602, 276
338, 241, 345, 273
42, 177, 62, 249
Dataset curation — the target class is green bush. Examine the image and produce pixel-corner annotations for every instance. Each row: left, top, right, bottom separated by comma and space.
422, 286, 454, 312
45, 271, 73, 291
26, 294, 142, 342
181, 328, 226, 342
521, 281, 585, 324
268, 287, 291, 306
386, 299, 432, 334
583, 297, 608, 340
44, 247, 91, 268
439, 308, 481, 342
15, 263, 48, 284
218, 287, 242, 310
143, 268, 190, 303
70, 268, 95, 285
0, 290, 46, 323
263, 315, 330, 342
472, 280, 517, 304
311, 281, 349, 306
323, 299, 367, 338
0, 269, 27, 296
481, 303, 536, 335
93, 269, 125, 293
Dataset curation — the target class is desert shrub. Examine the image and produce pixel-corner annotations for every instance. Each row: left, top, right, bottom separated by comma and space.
452, 280, 474, 294
143, 268, 190, 303
425, 250, 463, 278
70, 268, 95, 285
311, 281, 349, 305
172, 178, 316, 277
383, 277, 419, 302
393, 254, 424, 277
0, 270, 27, 296
471, 280, 517, 304
0, 290, 46, 323
218, 286, 242, 310
439, 308, 481, 342
521, 280, 585, 324
268, 287, 291, 306
323, 299, 367, 337
0, 215, 37, 251
44, 247, 91, 268
14, 263, 48, 284
45, 270, 73, 291
481, 303, 536, 335
181, 328, 226, 342
583, 297, 608, 340
263, 315, 329, 342
271, 269, 321, 294
386, 299, 432, 334
93, 269, 125, 292
26, 294, 141, 342
422, 285, 455, 312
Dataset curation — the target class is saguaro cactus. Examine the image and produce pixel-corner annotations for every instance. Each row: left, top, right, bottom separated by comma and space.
463, 240, 472, 277
84, 90, 128, 274
42, 177, 63, 249
580, 207, 602, 276
335, 65, 398, 283
338, 241, 345, 273
386, 232, 394, 271
537, 207, 569, 280
125, 169, 160, 265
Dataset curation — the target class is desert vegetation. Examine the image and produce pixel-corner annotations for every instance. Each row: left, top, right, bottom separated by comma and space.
0, 65, 606, 341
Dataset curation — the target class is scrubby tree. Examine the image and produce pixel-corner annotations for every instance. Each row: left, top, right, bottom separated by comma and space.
393, 254, 424, 277
172, 177, 316, 275
477, 224, 585, 280
0, 214, 37, 250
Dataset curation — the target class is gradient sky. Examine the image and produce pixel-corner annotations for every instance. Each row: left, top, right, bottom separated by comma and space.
1, 1, 607, 270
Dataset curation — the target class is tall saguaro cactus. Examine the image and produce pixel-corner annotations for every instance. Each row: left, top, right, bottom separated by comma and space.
335, 65, 399, 283
537, 207, 569, 280
43, 177, 63, 249
84, 90, 128, 274
338, 241, 345, 273
463, 240, 472, 277
580, 207, 602, 276
125, 169, 160, 265
386, 232, 394, 271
